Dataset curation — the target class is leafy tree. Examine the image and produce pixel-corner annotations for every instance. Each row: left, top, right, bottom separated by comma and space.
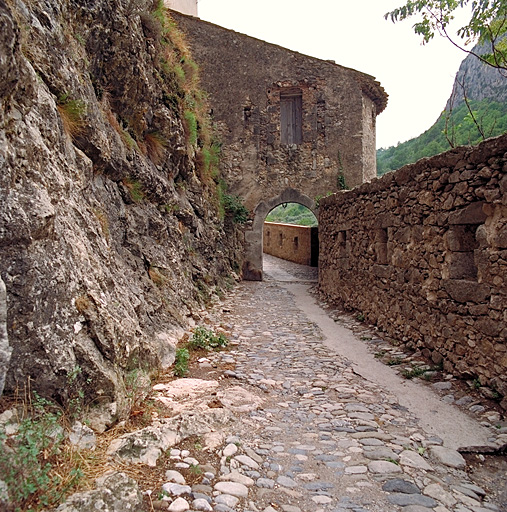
385, 0, 507, 71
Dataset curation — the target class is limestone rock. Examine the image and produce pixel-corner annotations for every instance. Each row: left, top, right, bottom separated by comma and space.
0, 0, 242, 418
214, 481, 249, 498
429, 446, 466, 469
217, 386, 264, 412
69, 421, 96, 450
0, 277, 11, 397
55, 471, 142, 512
107, 426, 180, 466
399, 450, 434, 471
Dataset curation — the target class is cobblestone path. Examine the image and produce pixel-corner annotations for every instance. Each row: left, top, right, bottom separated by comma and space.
103, 255, 506, 512
146, 255, 504, 512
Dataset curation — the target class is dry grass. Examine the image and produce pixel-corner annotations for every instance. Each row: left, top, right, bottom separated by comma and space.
144, 132, 168, 165
75, 294, 92, 314
57, 95, 87, 140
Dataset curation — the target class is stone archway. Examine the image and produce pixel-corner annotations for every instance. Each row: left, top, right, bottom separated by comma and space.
242, 188, 317, 281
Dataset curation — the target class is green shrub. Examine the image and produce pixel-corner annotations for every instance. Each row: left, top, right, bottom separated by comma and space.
223, 194, 249, 224
174, 348, 190, 377
0, 394, 83, 510
188, 326, 228, 350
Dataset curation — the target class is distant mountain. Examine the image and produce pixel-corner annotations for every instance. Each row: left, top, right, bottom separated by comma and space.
377, 42, 507, 175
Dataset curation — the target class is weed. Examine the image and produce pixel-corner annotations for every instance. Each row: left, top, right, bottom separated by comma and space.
189, 464, 202, 475
402, 366, 427, 379
374, 350, 387, 359
472, 378, 481, 390
360, 336, 372, 341
314, 191, 332, 208
337, 172, 347, 190
174, 348, 190, 377
74, 33, 85, 45
356, 313, 365, 322
188, 326, 228, 351
385, 457, 399, 465
75, 294, 91, 314
386, 357, 404, 366
125, 368, 149, 411
164, 202, 180, 214
57, 94, 86, 139
92, 207, 110, 238
123, 177, 145, 202
223, 194, 249, 224
194, 441, 203, 451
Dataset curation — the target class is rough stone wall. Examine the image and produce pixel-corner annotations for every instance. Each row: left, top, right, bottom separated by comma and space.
263, 222, 318, 266
172, 12, 387, 204
0, 0, 242, 429
319, 134, 507, 406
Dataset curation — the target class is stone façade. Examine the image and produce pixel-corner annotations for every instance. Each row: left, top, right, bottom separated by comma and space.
264, 222, 319, 267
319, 134, 507, 407
172, 11, 387, 279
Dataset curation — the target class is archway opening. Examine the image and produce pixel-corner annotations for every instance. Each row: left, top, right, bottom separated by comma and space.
242, 188, 317, 281
263, 203, 319, 268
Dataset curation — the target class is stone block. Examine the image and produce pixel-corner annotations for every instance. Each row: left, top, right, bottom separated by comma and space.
442, 280, 490, 303
444, 226, 478, 251
448, 202, 487, 225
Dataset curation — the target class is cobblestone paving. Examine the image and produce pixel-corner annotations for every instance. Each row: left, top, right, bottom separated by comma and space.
147, 255, 506, 512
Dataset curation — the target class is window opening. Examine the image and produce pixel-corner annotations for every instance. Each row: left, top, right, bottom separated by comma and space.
280, 91, 302, 145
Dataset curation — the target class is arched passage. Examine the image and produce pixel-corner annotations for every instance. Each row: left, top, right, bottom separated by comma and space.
242, 188, 318, 281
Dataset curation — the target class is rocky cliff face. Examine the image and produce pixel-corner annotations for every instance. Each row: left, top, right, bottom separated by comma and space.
0, 0, 242, 429
446, 39, 507, 110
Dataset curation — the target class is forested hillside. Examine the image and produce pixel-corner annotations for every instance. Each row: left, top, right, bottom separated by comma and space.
377, 39, 507, 175
377, 99, 507, 174
265, 203, 317, 226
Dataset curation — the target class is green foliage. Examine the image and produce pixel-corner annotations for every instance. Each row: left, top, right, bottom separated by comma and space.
337, 173, 347, 190
183, 110, 198, 146
223, 194, 249, 224
402, 365, 427, 379
174, 347, 190, 377
314, 192, 333, 209
188, 326, 228, 350
385, 0, 507, 70
0, 394, 82, 511
377, 99, 507, 174
266, 203, 318, 226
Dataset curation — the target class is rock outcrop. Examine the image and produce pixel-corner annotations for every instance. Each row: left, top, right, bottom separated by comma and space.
0, 277, 10, 397
0, 0, 242, 427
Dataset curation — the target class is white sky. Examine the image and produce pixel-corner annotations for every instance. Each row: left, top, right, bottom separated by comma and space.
197, 0, 471, 149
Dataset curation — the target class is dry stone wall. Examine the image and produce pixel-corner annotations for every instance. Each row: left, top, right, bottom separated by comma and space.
319, 134, 507, 407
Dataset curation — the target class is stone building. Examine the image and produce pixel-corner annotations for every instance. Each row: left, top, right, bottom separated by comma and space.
172, 12, 387, 279
165, 0, 197, 16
